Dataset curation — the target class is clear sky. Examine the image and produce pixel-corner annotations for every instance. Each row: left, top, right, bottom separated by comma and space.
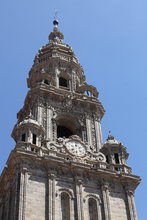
0, 0, 146, 219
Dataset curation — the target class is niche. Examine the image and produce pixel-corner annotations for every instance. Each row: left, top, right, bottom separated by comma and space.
88, 198, 98, 220
61, 192, 70, 220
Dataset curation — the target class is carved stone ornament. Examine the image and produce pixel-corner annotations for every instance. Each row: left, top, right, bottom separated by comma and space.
90, 152, 105, 162
45, 135, 106, 166
65, 140, 86, 157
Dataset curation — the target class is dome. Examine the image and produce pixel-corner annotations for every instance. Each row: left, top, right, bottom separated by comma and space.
11, 118, 45, 141
101, 132, 128, 156
105, 133, 120, 145
32, 20, 83, 69
27, 20, 85, 89
17, 119, 40, 128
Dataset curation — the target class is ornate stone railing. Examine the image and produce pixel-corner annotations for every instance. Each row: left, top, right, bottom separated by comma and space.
15, 142, 132, 175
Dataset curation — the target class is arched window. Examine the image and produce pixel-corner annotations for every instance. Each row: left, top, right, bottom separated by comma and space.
21, 133, 26, 142
84, 90, 93, 96
88, 198, 98, 220
61, 192, 70, 220
32, 133, 37, 145
44, 79, 49, 85
114, 153, 120, 164
57, 126, 73, 138
59, 77, 68, 87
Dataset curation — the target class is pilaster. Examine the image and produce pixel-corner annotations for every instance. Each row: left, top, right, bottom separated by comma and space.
75, 179, 84, 220
48, 173, 56, 220
101, 183, 111, 220
46, 108, 53, 140
95, 120, 102, 151
125, 188, 137, 220
86, 119, 92, 146
18, 168, 27, 220
37, 106, 42, 125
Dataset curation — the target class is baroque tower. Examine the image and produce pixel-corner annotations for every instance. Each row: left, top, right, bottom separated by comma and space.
0, 20, 140, 220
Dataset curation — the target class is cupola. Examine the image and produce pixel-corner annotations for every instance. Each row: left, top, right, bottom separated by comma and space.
101, 132, 131, 173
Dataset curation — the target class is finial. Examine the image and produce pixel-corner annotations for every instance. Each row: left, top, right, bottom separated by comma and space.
107, 130, 114, 141
53, 20, 59, 26
49, 13, 64, 42
54, 10, 58, 20
53, 10, 59, 27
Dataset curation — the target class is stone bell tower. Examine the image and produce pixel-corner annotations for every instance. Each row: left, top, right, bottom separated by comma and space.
0, 20, 140, 220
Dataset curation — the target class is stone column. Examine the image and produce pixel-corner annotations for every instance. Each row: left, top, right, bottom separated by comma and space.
36, 136, 39, 146
126, 190, 137, 220
37, 106, 42, 125
27, 129, 32, 143
46, 108, 53, 140
55, 65, 59, 88
48, 173, 56, 220
18, 168, 27, 220
75, 179, 84, 220
101, 184, 111, 220
86, 119, 92, 146
82, 128, 87, 143
95, 120, 102, 151
71, 73, 74, 91
52, 118, 57, 141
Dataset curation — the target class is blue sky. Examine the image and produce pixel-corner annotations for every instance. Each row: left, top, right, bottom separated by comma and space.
0, 0, 146, 219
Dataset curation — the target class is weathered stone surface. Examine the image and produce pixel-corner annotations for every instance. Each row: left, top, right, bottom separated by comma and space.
0, 20, 140, 220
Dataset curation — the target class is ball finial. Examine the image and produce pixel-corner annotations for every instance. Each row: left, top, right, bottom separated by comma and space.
53, 20, 59, 26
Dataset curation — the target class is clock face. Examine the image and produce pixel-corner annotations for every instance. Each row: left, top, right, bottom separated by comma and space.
66, 141, 86, 156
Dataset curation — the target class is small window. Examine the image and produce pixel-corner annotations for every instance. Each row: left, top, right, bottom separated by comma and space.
31, 147, 34, 152
33, 134, 37, 145
44, 79, 49, 85
21, 133, 26, 142
114, 153, 120, 164
84, 90, 92, 96
59, 77, 68, 87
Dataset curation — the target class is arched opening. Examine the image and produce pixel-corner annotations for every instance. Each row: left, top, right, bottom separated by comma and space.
114, 153, 120, 164
32, 133, 37, 145
57, 126, 73, 138
88, 198, 98, 220
59, 77, 68, 87
21, 133, 26, 142
56, 115, 82, 139
44, 79, 49, 85
84, 90, 93, 96
61, 192, 70, 220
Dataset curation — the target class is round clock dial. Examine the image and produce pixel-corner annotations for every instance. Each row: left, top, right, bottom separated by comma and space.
66, 141, 86, 156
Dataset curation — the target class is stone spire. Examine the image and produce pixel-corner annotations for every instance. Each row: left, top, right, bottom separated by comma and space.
49, 20, 64, 42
